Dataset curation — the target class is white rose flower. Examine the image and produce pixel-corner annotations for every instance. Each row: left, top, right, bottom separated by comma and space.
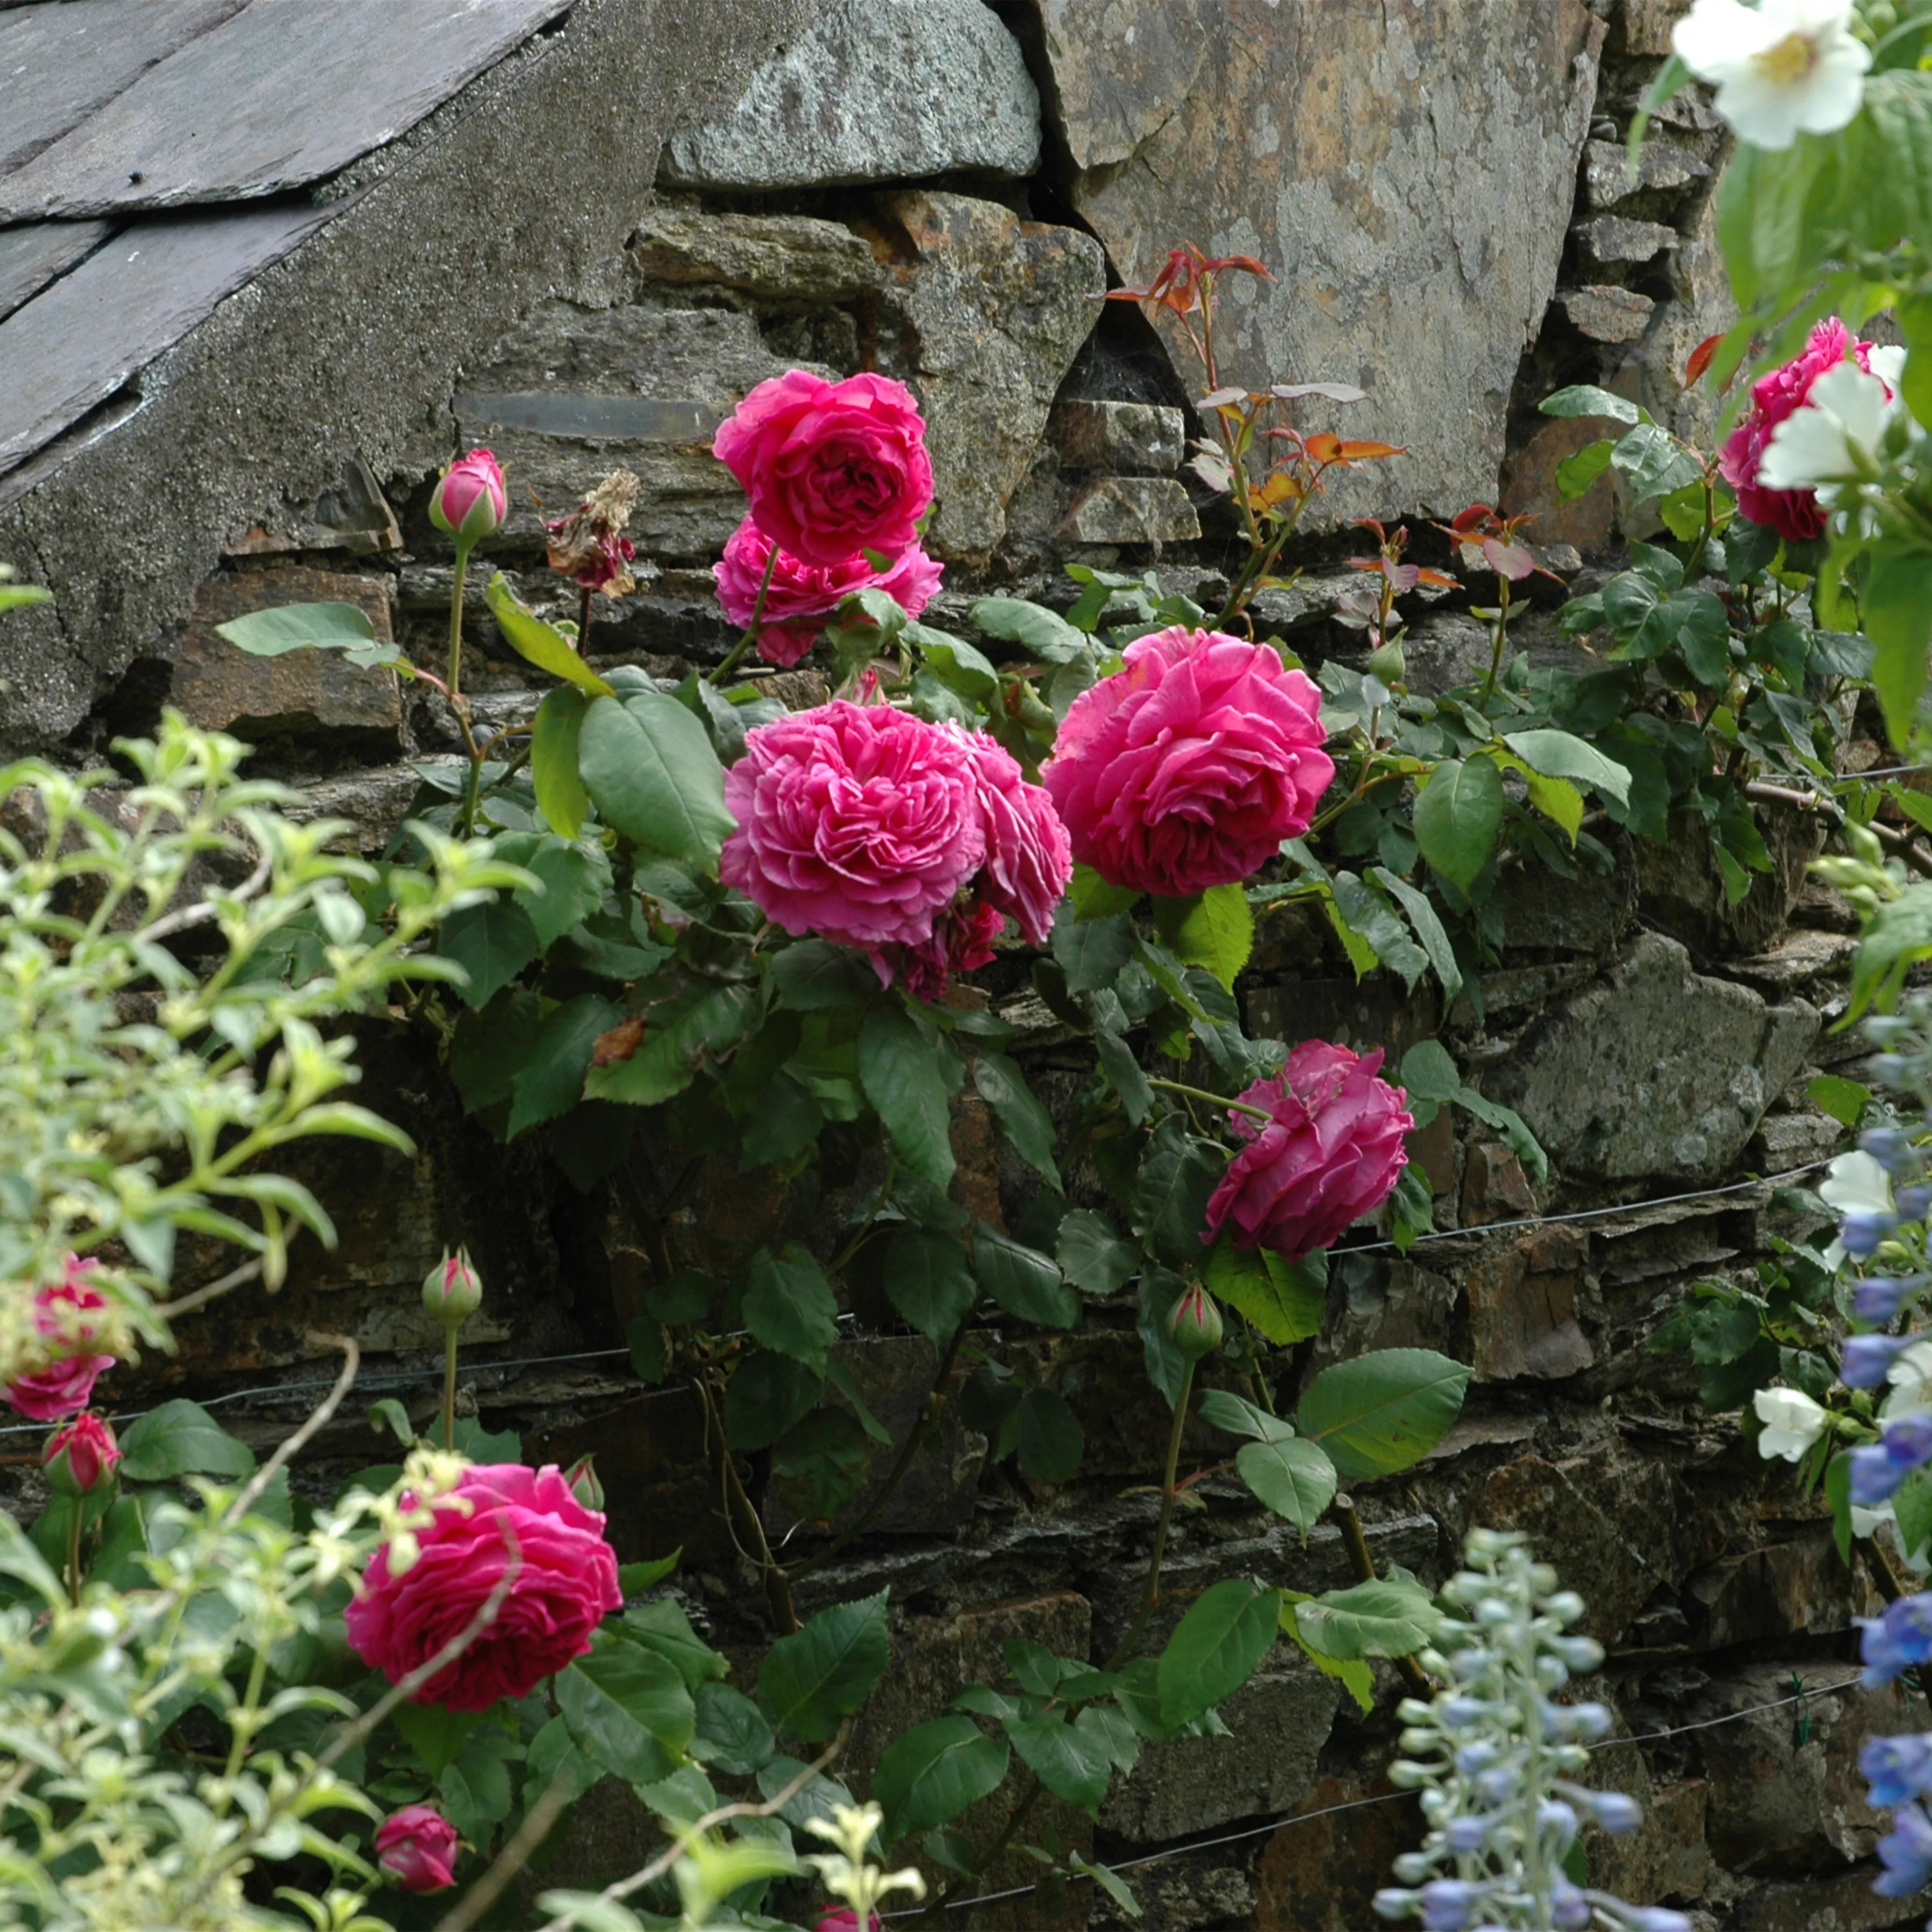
1759, 361, 1899, 490
1673, 0, 1871, 151
1752, 1384, 1829, 1461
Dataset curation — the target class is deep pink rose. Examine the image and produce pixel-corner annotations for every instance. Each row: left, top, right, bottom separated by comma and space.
899, 897, 1007, 1003
1203, 1042, 1414, 1262
44, 1412, 120, 1496
1720, 318, 1879, 543
952, 730, 1072, 949
814, 1912, 882, 1932
1043, 626, 1335, 897
714, 370, 934, 568
345, 1463, 621, 1712
714, 515, 944, 668
5, 1257, 116, 1421
429, 447, 506, 545
721, 701, 984, 955
376, 1804, 461, 1892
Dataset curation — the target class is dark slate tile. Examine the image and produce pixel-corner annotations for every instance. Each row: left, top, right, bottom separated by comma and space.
0, 0, 576, 223
0, 201, 335, 472
0, 0, 246, 175
0, 219, 111, 321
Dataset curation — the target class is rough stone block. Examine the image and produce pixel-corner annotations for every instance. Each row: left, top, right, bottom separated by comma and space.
1464, 1228, 1593, 1382
1576, 214, 1680, 267
1558, 285, 1657, 343
875, 190, 1104, 558
1687, 1531, 1879, 1649
1100, 1660, 1339, 1842
1636, 188, 1742, 449
1052, 398, 1185, 475
1619, 0, 1697, 55
1056, 476, 1200, 546
1494, 848, 1638, 955
1315, 1252, 1460, 1368
170, 566, 400, 751
660, 0, 1041, 190
1502, 412, 1619, 553
1052, 0, 1605, 524
1483, 932, 1819, 1182
1747, 1867, 1930, 1932
629, 207, 880, 302
1585, 138, 1711, 210
1589, 1775, 1714, 1905
1254, 1772, 1416, 1931
1635, 798, 1825, 959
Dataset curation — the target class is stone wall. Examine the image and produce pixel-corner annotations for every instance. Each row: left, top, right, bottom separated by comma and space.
7, 2, 1921, 1929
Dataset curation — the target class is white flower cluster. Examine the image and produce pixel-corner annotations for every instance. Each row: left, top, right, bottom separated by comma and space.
1673, 0, 1870, 151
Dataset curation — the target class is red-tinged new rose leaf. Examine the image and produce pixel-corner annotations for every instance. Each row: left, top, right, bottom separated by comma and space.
1684, 333, 1723, 387
1482, 538, 1536, 581
1200, 252, 1275, 280
1305, 431, 1343, 463
1416, 568, 1459, 588
1449, 503, 1494, 534
591, 1016, 648, 1067
1339, 440, 1405, 461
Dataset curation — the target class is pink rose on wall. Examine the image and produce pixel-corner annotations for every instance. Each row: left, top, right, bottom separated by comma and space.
1043, 626, 1334, 898
713, 514, 945, 667
953, 729, 1072, 948
814, 1911, 883, 1932
345, 1463, 621, 1712
1720, 317, 1881, 543
1204, 1042, 1414, 1262
4, 1256, 116, 1421
375, 1804, 461, 1892
713, 370, 935, 568
721, 701, 985, 956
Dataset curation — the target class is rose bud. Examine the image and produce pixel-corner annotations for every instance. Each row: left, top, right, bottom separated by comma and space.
375, 1803, 461, 1892
1167, 1284, 1224, 1360
43, 1413, 120, 1498
564, 1453, 605, 1512
428, 447, 506, 547
421, 1248, 483, 1327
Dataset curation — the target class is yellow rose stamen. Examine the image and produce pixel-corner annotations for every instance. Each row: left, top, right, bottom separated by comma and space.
1753, 30, 1820, 85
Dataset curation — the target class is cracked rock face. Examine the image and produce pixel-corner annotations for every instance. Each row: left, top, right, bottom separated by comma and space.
1019, 0, 1604, 523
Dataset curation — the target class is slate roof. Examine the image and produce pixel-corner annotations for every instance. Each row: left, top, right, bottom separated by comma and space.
0, 0, 573, 486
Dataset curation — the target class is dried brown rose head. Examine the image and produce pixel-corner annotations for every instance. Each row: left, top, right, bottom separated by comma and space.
545, 467, 640, 596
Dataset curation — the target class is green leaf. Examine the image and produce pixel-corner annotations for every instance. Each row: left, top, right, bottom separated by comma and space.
1053, 907, 1136, 994
858, 1003, 961, 1189
1131, 1117, 1224, 1269
558, 1634, 693, 1785
1555, 439, 1616, 501
1293, 1576, 1443, 1661
1370, 868, 1463, 1004
1156, 1578, 1279, 1729
583, 983, 757, 1107
485, 572, 616, 695
879, 1226, 978, 1345
740, 1243, 840, 1373
1056, 1209, 1139, 1297
0, 1513, 65, 1606
507, 994, 619, 1138
722, 1351, 822, 1451
1196, 1389, 1295, 1442
973, 1052, 1061, 1192
774, 1407, 873, 1521
1236, 1435, 1338, 1537
874, 1716, 1011, 1841
1007, 1709, 1113, 1815
578, 690, 733, 866
117, 1400, 256, 1483
1807, 1073, 1871, 1128
1538, 385, 1644, 426
438, 899, 542, 1010
1412, 759, 1503, 892
617, 1551, 681, 1594
1498, 730, 1631, 807
691, 1681, 777, 1777
511, 835, 610, 950
1151, 884, 1253, 992
1094, 1028, 1153, 1125
913, 628, 1000, 698
1329, 871, 1428, 989
770, 939, 881, 1011
1278, 1598, 1376, 1714
974, 1225, 1080, 1328
620, 1597, 730, 1692
970, 596, 1088, 663
1069, 862, 1143, 921
1862, 544, 1932, 747
1014, 1387, 1084, 1483
1072, 1852, 1143, 1919
392, 1704, 483, 1780
213, 601, 383, 656
531, 687, 591, 839
1294, 1348, 1472, 1480
1609, 422, 1703, 504
757, 1590, 891, 1743
1203, 1240, 1326, 1346
1399, 1039, 1461, 1108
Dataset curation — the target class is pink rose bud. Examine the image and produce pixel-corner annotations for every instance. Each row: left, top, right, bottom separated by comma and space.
5, 1255, 116, 1422
43, 1412, 120, 1497
564, 1453, 604, 1511
428, 447, 506, 547
375, 1804, 461, 1892
421, 1248, 482, 1327
1167, 1284, 1224, 1360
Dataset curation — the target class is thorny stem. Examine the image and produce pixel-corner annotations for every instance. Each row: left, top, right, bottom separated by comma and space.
695, 1371, 798, 1633
442, 1324, 459, 1453
577, 582, 594, 659
446, 543, 486, 835
709, 543, 781, 687
1148, 1076, 1273, 1123
1480, 573, 1512, 708
1334, 1492, 1432, 1694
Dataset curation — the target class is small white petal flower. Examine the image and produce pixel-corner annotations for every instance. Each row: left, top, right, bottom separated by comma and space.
1852, 1499, 1895, 1539
1759, 361, 1895, 488
1871, 343, 1910, 391
1884, 1341, 1932, 1419
1673, 0, 1871, 150
1820, 1148, 1896, 1216
1753, 1385, 1829, 1461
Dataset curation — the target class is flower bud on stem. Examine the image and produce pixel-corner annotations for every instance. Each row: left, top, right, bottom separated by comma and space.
422, 1250, 482, 1451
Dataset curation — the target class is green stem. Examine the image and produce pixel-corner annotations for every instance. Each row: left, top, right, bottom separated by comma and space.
64, 1506, 82, 1607
577, 583, 594, 659
445, 542, 487, 836
709, 544, 781, 686
447, 544, 471, 704
1148, 1076, 1273, 1123
442, 1325, 459, 1453
1108, 1357, 1196, 1671
221, 1647, 270, 1796
1480, 574, 1511, 708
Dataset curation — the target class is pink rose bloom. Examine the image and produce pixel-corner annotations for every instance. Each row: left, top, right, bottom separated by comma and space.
714, 515, 944, 668
1203, 1042, 1414, 1262
815, 1912, 883, 1932
5, 1256, 116, 1421
713, 370, 935, 568
953, 731, 1072, 949
43, 1412, 120, 1496
429, 447, 506, 545
721, 701, 984, 954
1043, 627, 1335, 898
345, 1463, 621, 1713
1720, 317, 1879, 543
376, 1804, 461, 1892
899, 897, 1008, 1003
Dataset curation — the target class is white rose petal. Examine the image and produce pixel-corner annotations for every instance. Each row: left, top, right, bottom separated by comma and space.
1759, 361, 1896, 489
1673, 0, 1871, 151
1752, 1385, 1829, 1462
1820, 1149, 1895, 1216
